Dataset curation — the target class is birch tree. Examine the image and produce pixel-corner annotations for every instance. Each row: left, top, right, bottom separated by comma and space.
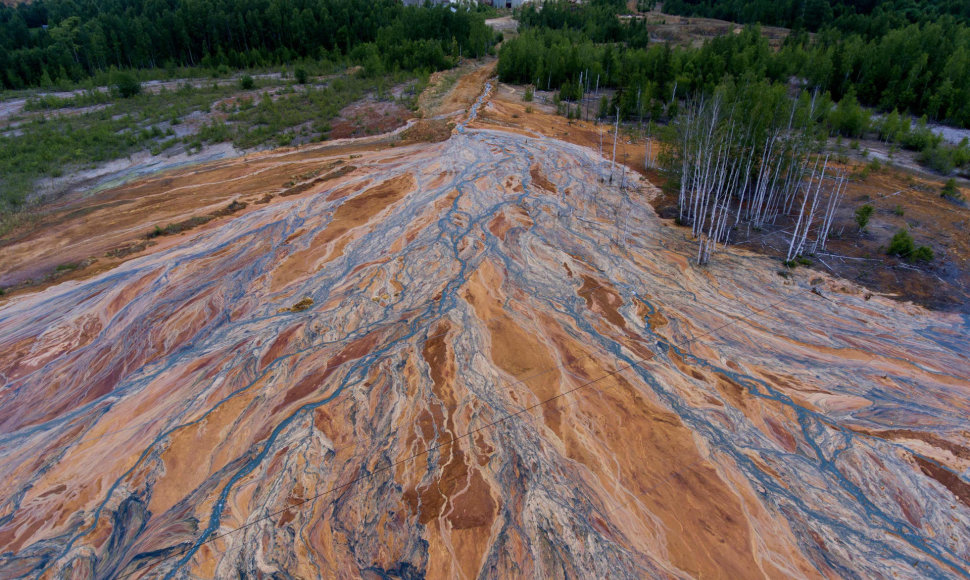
668, 81, 840, 265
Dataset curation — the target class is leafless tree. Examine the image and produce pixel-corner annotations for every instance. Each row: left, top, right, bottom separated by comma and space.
670, 85, 840, 265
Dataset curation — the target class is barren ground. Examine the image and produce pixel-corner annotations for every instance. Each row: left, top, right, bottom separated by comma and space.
0, 61, 968, 579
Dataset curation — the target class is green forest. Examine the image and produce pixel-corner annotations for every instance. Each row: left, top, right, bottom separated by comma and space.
657, 0, 970, 33
3, 0, 970, 215
0, 0, 494, 89
499, 0, 970, 266
503, 0, 970, 128
0, 0, 498, 214
498, 0, 970, 178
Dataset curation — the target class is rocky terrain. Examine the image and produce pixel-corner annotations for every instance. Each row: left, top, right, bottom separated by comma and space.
0, 73, 969, 579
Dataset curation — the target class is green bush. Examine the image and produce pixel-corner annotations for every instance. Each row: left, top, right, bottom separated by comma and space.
523, 86, 534, 102
240, 75, 255, 90
0, 67, 419, 212
855, 204, 874, 230
919, 145, 956, 174
887, 229, 915, 257
197, 121, 232, 142
911, 245, 934, 262
941, 178, 963, 200
828, 90, 869, 138
24, 90, 112, 111
878, 109, 908, 143
899, 116, 941, 151
113, 72, 142, 98
887, 229, 934, 262
782, 256, 814, 267
295, 68, 309, 84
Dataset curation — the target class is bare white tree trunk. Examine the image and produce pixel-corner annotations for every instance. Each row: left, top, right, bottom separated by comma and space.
611, 107, 620, 183
814, 171, 847, 253
673, 87, 843, 266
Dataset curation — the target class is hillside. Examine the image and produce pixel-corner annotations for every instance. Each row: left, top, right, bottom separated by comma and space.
0, 67, 968, 578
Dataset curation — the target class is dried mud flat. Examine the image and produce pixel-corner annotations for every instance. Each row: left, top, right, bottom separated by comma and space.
0, 76, 969, 579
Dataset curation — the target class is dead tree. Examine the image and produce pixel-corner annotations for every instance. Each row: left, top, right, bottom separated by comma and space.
670, 84, 842, 265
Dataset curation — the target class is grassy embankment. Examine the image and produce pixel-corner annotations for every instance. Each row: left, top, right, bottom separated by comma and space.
0, 64, 427, 235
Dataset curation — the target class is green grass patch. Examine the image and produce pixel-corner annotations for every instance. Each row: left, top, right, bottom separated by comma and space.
0, 66, 421, 215
1, 81, 242, 210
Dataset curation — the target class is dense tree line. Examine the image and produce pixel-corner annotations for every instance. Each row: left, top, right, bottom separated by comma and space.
499, 11, 970, 128
500, 0, 970, 262
659, 0, 970, 34
0, 0, 494, 89
516, 0, 647, 45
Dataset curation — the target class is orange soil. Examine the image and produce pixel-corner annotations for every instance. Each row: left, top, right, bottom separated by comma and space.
0, 64, 496, 302
455, 258, 820, 579
471, 83, 655, 189
271, 173, 417, 292
3, 61, 967, 315
0, 137, 406, 299
438, 62, 497, 116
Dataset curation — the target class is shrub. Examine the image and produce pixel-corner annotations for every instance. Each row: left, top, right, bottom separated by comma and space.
919, 145, 955, 174
828, 90, 869, 138
941, 178, 963, 200
295, 68, 308, 85
523, 86, 534, 102
240, 75, 255, 90
911, 245, 934, 262
853, 164, 872, 180
113, 72, 141, 98
886, 229, 932, 262
878, 109, 907, 143
899, 116, 940, 151
855, 204, 874, 230
892, 205, 904, 216
887, 229, 914, 257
